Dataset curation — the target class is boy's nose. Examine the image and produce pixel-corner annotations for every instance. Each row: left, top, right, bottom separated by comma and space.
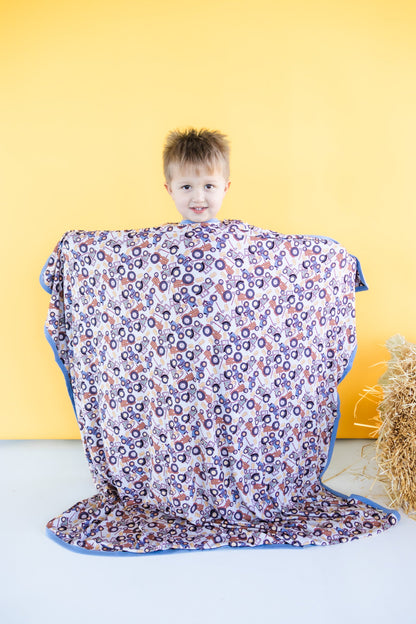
193, 188, 205, 200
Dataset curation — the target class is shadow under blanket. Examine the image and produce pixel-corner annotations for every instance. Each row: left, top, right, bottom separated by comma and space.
40, 219, 399, 554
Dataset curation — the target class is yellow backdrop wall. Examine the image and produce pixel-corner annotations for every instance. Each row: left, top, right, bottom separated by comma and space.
1, 0, 415, 438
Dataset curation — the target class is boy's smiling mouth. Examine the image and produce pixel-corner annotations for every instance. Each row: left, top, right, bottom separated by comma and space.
190, 207, 207, 212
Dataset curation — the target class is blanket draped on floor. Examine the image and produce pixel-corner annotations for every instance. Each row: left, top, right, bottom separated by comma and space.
41, 219, 398, 554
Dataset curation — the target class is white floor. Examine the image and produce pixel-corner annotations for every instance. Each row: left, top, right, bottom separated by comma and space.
0, 439, 415, 624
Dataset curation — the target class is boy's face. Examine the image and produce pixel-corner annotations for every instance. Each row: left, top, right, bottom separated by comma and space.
164, 163, 231, 222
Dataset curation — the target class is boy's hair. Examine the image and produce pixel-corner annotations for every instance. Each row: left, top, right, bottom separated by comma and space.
163, 127, 230, 183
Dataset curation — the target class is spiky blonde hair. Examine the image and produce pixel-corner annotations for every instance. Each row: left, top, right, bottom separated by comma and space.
163, 127, 230, 184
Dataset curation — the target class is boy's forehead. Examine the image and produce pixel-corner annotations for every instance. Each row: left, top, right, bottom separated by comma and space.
170, 162, 224, 180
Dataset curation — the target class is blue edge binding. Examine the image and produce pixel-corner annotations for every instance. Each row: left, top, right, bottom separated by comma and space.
39, 229, 400, 556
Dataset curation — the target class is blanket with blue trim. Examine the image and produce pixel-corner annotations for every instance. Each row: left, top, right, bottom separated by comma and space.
41, 219, 398, 554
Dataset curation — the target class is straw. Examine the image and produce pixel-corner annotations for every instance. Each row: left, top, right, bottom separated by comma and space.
373, 335, 416, 514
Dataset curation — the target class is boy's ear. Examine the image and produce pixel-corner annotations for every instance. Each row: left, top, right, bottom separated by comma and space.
225, 180, 231, 192
164, 182, 172, 195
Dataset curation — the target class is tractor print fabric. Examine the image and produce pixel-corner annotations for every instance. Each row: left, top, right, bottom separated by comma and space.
40, 219, 398, 554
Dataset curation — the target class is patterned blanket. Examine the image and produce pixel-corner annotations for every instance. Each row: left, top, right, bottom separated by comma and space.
40, 219, 399, 554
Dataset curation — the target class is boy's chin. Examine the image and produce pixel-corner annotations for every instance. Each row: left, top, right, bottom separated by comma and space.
184, 210, 218, 222
183, 214, 207, 221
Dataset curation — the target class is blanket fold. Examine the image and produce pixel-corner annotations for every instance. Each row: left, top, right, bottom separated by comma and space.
41, 219, 398, 554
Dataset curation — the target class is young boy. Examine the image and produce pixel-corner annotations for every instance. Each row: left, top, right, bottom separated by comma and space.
163, 127, 231, 224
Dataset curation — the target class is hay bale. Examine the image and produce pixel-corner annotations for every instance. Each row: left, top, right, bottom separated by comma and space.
376, 334, 416, 513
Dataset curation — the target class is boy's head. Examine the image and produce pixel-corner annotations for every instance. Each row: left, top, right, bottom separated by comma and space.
163, 127, 231, 222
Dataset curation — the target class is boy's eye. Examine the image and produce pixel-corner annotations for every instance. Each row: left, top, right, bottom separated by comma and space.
205, 184, 214, 189
181, 185, 191, 190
